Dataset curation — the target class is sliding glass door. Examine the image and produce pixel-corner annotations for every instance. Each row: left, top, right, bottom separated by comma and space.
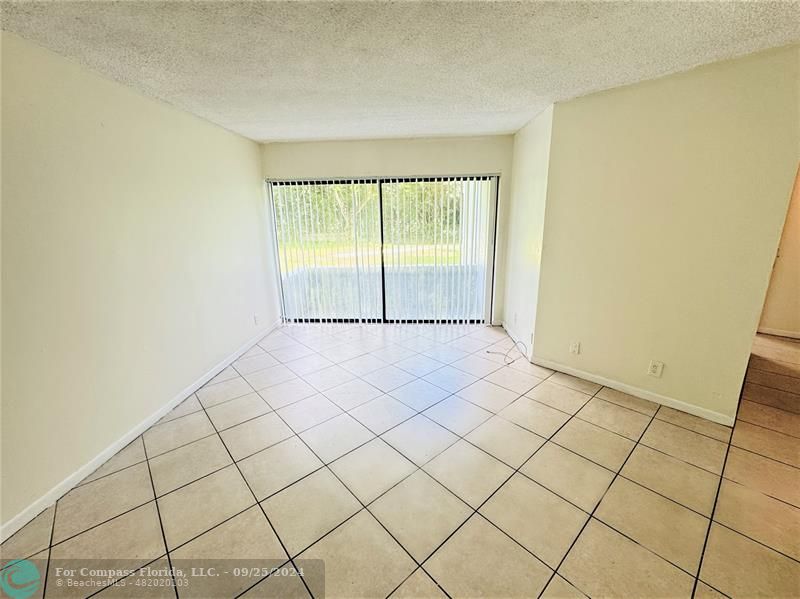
268, 176, 497, 324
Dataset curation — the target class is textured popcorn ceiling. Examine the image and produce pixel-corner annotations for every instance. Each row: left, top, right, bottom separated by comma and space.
2, 1, 799, 142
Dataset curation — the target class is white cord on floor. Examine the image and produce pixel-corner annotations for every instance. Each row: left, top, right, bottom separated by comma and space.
485, 339, 528, 366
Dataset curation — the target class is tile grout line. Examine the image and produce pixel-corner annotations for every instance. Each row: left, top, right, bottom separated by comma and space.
191, 381, 317, 599
690, 424, 735, 597
40, 497, 57, 598
536, 402, 662, 598
141, 439, 180, 599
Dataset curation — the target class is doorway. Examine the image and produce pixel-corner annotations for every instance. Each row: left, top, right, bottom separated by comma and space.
268, 176, 498, 324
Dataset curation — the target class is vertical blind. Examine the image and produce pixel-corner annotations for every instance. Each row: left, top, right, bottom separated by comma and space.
268, 176, 497, 324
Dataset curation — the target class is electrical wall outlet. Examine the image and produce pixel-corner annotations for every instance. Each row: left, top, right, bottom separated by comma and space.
647, 360, 664, 377
569, 341, 581, 355
253, 313, 260, 326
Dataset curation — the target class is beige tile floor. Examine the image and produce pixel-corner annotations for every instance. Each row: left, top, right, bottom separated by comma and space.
3, 326, 799, 598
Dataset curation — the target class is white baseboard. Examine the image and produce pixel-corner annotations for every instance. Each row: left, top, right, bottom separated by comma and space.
529, 356, 735, 427
0, 319, 282, 543
757, 327, 800, 340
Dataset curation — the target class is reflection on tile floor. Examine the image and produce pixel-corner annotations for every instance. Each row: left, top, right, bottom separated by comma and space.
3, 326, 800, 598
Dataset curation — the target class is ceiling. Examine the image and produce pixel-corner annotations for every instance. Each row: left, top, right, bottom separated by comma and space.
2, 1, 799, 142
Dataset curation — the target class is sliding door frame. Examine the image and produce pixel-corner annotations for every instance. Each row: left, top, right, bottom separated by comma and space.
265, 174, 501, 325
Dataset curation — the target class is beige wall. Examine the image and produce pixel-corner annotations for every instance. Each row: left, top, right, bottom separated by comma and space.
262, 136, 514, 322
501, 106, 553, 353
533, 45, 800, 423
760, 166, 800, 338
1, 33, 280, 526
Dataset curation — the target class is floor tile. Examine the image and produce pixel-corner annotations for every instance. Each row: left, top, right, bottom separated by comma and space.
238, 436, 322, 500
302, 364, 356, 391
456, 379, 519, 413
484, 366, 542, 394
390, 569, 447, 598
423, 395, 492, 436
53, 462, 154, 543
424, 440, 513, 508
500, 396, 570, 437
329, 438, 417, 504
423, 365, 479, 393
158, 465, 254, 549
98, 556, 174, 598
197, 377, 253, 407
239, 566, 311, 598
395, 354, 446, 377
465, 416, 545, 467
240, 344, 266, 358
149, 434, 232, 496
422, 344, 470, 364
339, 353, 388, 376
285, 353, 335, 376
693, 581, 727, 599
243, 364, 297, 391
595, 477, 708, 573
559, 519, 694, 598
363, 365, 417, 392
381, 414, 459, 466
714, 479, 800, 561
158, 394, 203, 424
700, 523, 800, 599
319, 343, 368, 363
640, 418, 727, 473
620, 444, 719, 516
270, 344, 316, 363
451, 354, 503, 377
521, 442, 613, 512
350, 394, 416, 434
480, 473, 588, 568
170, 506, 286, 598
324, 378, 383, 410
299, 413, 375, 463
540, 575, 588, 598
731, 420, 800, 467
724, 447, 800, 507
447, 335, 490, 354
143, 410, 215, 457
234, 352, 280, 375
205, 392, 271, 430
371, 470, 472, 561
81, 437, 146, 484
509, 359, 554, 379
389, 379, 451, 411
219, 412, 294, 461
736, 400, 800, 437
526, 382, 591, 415
207, 365, 240, 386
299, 510, 416, 598
372, 344, 418, 364
595, 386, 658, 416
425, 514, 552, 598
258, 378, 317, 410
0, 505, 54, 562
552, 417, 634, 471
549, 372, 601, 395
576, 397, 651, 440
655, 406, 732, 442
48, 503, 165, 591
277, 394, 342, 433
262, 469, 360, 556
257, 332, 297, 351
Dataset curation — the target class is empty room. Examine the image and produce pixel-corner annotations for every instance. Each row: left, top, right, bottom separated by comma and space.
1, 1, 799, 598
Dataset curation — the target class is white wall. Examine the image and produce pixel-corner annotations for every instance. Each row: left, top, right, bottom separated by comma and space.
760, 166, 800, 339
532, 45, 800, 423
501, 107, 553, 353
1, 32, 280, 528
262, 136, 514, 322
